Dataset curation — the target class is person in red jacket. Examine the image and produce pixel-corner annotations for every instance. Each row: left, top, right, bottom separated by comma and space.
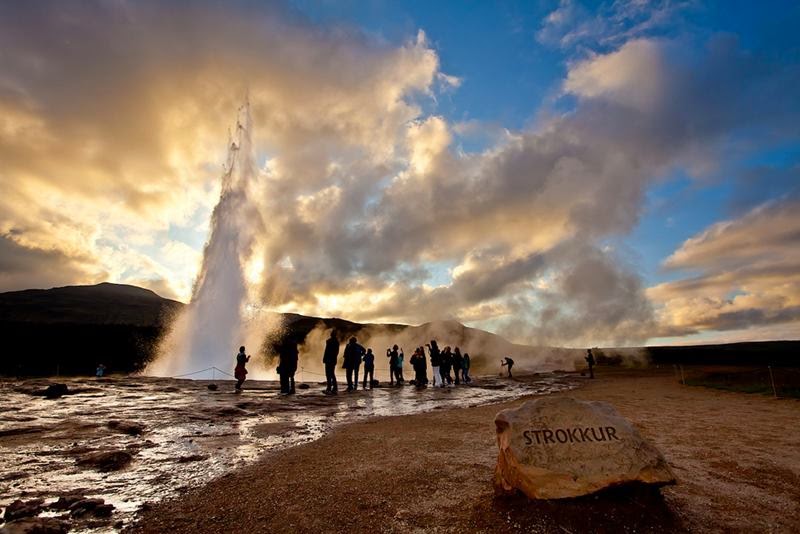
234, 346, 250, 392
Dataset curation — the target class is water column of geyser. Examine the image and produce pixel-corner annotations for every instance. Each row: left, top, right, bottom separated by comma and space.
148, 104, 267, 378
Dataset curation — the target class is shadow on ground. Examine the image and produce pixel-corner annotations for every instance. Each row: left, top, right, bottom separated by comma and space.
472, 485, 685, 533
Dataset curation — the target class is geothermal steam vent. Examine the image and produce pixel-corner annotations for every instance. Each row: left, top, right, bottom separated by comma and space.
494, 397, 675, 499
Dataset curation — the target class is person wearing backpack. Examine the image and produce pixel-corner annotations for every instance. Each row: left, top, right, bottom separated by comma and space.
462, 352, 471, 384
452, 347, 464, 385
410, 347, 427, 388
278, 338, 298, 395
362, 348, 375, 389
501, 356, 514, 378
343, 337, 365, 392
323, 330, 339, 395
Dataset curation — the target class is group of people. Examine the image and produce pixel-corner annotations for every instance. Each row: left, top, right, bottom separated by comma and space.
234, 331, 483, 395
233, 330, 590, 394
321, 332, 473, 394
424, 340, 472, 388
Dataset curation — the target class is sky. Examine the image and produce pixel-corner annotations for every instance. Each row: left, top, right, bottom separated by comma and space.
0, 0, 799, 347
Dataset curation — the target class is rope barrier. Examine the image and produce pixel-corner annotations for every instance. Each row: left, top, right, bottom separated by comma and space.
172, 366, 235, 379
211, 366, 236, 378
172, 367, 214, 378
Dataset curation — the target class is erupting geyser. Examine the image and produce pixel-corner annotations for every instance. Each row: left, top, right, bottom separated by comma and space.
148, 103, 269, 377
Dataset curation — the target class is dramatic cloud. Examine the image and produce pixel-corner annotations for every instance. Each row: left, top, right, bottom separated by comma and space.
1, 1, 798, 346
649, 197, 800, 338
0, 1, 442, 299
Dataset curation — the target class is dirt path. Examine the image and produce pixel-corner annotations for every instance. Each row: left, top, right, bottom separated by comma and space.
129, 370, 800, 533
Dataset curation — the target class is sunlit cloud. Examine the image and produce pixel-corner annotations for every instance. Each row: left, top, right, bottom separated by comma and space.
649, 197, 800, 337
0, 1, 799, 346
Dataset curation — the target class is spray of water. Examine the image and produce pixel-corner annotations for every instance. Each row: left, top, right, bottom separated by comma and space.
148, 103, 274, 377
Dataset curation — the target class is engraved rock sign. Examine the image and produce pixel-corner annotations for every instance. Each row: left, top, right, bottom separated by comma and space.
494, 396, 675, 499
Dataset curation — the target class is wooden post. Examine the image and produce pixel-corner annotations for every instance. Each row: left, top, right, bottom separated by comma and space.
768, 366, 778, 398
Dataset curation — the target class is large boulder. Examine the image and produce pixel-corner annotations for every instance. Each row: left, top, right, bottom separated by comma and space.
494, 397, 675, 499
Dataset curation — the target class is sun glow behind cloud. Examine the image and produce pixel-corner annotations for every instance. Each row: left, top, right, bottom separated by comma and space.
0, 1, 799, 346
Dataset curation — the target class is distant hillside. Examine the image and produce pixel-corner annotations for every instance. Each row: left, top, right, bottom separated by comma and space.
0, 282, 183, 326
1, 283, 796, 376
634, 341, 800, 367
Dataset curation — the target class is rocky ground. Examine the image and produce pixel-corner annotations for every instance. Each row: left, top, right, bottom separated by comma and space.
1, 373, 572, 532
126, 367, 800, 533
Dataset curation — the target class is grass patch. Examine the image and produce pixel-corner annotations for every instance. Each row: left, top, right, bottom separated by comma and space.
684, 378, 800, 398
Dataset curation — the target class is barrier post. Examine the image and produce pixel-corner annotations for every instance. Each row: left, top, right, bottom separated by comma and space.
768, 366, 778, 398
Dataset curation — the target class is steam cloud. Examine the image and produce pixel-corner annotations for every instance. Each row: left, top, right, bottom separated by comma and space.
1, 2, 799, 352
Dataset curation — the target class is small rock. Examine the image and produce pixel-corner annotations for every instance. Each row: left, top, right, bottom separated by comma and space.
48, 494, 87, 511
43, 384, 69, 399
107, 420, 145, 436
176, 454, 209, 463
215, 406, 247, 416
3, 499, 44, 521
0, 517, 68, 534
69, 498, 114, 519
0, 472, 28, 482
76, 450, 133, 472
207, 384, 218, 391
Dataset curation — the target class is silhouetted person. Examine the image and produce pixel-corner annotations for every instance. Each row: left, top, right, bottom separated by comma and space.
428, 340, 444, 388
585, 349, 596, 379
501, 356, 514, 378
362, 348, 375, 389
278, 339, 298, 395
343, 337, 365, 392
441, 346, 453, 385
452, 347, 463, 385
462, 352, 471, 383
234, 346, 250, 391
410, 347, 427, 388
323, 330, 339, 395
420, 347, 429, 384
387, 345, 400, 385
396, 348, 405, 383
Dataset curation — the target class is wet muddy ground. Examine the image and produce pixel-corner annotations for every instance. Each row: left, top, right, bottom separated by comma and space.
0, 373, 575, 531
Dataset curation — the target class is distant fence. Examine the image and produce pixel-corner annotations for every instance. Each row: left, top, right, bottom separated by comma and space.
674, 365, 800, 399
